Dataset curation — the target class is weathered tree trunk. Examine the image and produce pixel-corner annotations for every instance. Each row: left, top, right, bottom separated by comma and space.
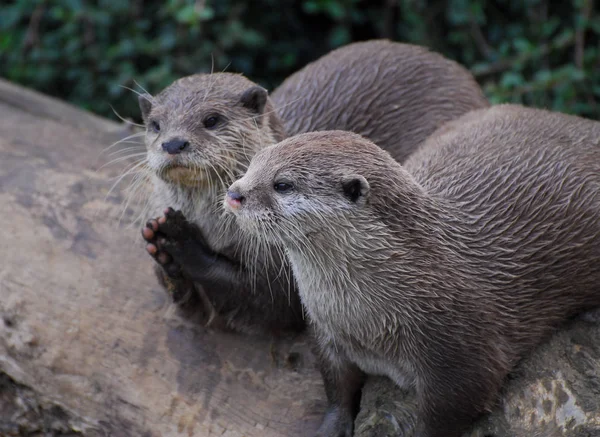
1, 79, 599, 437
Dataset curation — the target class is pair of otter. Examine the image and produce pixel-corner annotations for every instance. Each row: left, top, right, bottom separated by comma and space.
139, 40, 488, 334
135, 40, 600, 436
224, 107, 600, 437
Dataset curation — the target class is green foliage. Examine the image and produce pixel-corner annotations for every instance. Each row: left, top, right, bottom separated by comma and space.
1, 0, 598, 121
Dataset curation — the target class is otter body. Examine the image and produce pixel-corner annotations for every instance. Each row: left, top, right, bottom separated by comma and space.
272, 39, 489, 163
225, 105, 600, 436
139, 40, 488, 335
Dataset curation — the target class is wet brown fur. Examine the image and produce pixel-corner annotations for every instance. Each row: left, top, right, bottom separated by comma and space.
227, 104, 600, 436
272, 39, 489, 163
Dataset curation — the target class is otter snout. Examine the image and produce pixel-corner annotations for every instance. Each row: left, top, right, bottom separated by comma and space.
162, 138, 189, 155
225, 189, 245, 211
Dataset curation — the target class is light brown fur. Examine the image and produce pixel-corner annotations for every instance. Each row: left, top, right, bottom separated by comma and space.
226, 104, 600, 436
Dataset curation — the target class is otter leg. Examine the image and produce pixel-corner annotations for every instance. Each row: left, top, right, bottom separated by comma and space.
147, 208, 305, 334
414, 358, 502, 437
153, 207, 241, 286
152, 264, 198, 304
313, 335, 366, 437
143, 217, 202, 306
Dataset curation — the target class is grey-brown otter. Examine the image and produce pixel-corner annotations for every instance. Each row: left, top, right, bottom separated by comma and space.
224, 105, 600, 436
139, 73, 303, 334
138, 40, 489, 335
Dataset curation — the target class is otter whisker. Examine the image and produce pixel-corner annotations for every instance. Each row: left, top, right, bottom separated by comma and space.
104, 158, 149, 204
264, 220, 292, 291
97, 132, 145, 160
108, 104, 145, 129
97, 153, 150, 171
255, 220, 276, 304
118, 170, 153, 226
118, 85, 154, 103
107, 145, 147, 157
132, 79, 153, 99
203, 54, 218, 103
220, 61, 232, 74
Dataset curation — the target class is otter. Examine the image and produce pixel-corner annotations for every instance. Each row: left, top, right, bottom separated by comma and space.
138, 73, 304, 334
223, 105, 600, 436
138, 40, 489, 335
271, 39, 489, 163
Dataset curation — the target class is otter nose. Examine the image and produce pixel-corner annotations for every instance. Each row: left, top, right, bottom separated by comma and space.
162, 139, 189, 155
226, 190, 245, 210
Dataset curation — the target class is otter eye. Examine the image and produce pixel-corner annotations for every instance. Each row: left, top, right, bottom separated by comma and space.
150, 121, 160, 133
204, 115, 220, 129
274, 182, 294, 193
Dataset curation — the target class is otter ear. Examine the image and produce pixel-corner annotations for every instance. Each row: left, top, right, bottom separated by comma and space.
138, 94, 153, 120
341, 175, 370, 205
240, 86, 268, 114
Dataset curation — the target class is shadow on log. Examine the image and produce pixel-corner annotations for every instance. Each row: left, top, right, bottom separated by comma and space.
1, 79, 599, 437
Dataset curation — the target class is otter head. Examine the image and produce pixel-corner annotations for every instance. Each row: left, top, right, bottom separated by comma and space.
223, 131, 389, 246
139, 73, 286, 190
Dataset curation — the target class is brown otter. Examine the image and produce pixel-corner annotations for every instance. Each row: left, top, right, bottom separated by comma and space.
223, 104, 600, 436
137, 40, 489, 335
138, 73, 304, 334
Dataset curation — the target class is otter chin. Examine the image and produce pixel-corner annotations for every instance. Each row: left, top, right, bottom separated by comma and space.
159, 163, 225, 187
225, 107, 600, 437
160, 165, 201, 186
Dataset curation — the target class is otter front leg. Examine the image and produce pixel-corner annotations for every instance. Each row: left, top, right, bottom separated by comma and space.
149, 207, 241, 287
145, 207, 304, 334
413, 349, 504, 437
313, 335, 366, 437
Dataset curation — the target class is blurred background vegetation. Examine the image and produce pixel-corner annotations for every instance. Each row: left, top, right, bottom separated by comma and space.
0, 0, 598, 122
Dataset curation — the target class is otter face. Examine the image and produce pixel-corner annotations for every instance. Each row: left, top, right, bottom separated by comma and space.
223, 132, 372, 245
138, 74, 274, 189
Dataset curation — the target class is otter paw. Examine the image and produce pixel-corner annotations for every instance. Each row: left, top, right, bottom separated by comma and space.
155, 207, 194, 240
154, 207, 217, 270
142, 218, 182, 278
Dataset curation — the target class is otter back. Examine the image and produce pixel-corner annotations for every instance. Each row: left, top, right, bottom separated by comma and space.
271, 39, 489, 163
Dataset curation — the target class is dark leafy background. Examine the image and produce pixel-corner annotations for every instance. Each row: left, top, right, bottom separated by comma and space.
1, 0, 598, 122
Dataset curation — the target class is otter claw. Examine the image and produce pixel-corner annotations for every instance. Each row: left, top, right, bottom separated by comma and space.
142, 213, 182, 277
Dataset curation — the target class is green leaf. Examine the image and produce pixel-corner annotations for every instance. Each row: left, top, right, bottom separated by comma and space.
328, 25, 350, 47
500, 72, 524, 88
176, 5, 197, 24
